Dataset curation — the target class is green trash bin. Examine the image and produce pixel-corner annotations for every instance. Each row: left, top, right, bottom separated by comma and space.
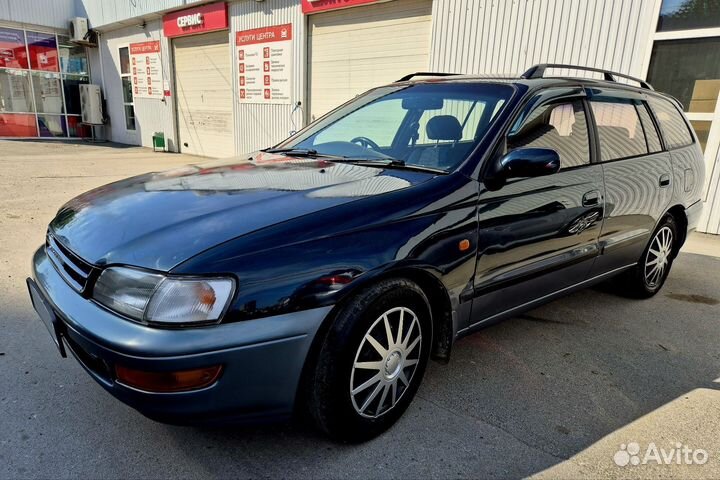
152, 132, 165, 152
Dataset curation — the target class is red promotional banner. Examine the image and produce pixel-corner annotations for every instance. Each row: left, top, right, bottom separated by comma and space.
301, 0, 384, 14
130, 41, 160, 55
0, 27, 28, 69
163, 2, 228, 38
129, 41, 163, 99
235, 24, 293, 46
237, 24, 293, 105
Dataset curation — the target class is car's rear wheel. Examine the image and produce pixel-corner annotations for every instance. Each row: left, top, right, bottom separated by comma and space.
305, 278, 432, 442
618, 214, 678, 298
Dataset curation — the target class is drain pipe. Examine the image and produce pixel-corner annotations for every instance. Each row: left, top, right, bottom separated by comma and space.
97, 31, 107, 101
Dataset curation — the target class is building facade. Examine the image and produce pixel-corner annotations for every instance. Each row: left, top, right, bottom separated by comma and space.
1, 0, 720, 234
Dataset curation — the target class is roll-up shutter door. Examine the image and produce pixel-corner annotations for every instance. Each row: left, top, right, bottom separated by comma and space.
174, 31, 234, 157
308, 0, 432, 120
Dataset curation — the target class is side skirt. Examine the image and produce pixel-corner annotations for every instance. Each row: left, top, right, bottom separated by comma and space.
457, 263, 636, 337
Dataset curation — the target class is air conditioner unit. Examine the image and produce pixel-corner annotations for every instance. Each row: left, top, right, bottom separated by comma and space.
80, 84, 103, 125
70, 17, 89, 42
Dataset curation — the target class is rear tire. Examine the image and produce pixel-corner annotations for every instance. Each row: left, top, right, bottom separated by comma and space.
618, 214, 678, 298
305, 278, 432, 442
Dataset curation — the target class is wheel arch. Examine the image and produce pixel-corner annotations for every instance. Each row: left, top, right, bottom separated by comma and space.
294, 265, 454, 415
665, 204, 688, 257
342, 266, 454, 362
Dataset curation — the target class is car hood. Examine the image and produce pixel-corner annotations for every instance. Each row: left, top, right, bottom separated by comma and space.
49, 155, 435, 270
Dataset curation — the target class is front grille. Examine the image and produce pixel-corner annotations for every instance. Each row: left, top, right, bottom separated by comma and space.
46, 234, 96, 294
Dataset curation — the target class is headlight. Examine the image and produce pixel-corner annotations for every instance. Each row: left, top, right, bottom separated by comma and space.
93, 267, 235, 326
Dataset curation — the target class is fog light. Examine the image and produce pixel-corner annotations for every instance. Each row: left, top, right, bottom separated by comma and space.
115, 364, 223, 393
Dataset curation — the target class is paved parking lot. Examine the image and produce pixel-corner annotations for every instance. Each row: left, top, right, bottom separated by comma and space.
2, 140, 720, 479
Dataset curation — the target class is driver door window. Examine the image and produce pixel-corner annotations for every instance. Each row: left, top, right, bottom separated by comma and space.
508, 100, 590, 169
313, 98, 406, 148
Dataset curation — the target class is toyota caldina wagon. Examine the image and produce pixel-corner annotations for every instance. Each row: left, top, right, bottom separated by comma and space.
28, 64, 704, 441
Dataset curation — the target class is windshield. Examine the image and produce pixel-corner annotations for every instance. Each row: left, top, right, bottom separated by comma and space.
280, 83, 514, 172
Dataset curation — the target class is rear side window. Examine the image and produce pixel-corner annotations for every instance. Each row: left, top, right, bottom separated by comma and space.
590, 99, 647, 161
508, 100, 590, 169
648, 96, 694, 149
636, 103, 662, 153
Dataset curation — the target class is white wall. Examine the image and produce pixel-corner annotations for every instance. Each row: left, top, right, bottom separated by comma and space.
0, 0, 75, 30
89, 0, 305, 154
76, 0, 204, 30
429, 0, 661, 78
91, 20, 177, 148
230, 0, 306, 154
701, 148, 720, 234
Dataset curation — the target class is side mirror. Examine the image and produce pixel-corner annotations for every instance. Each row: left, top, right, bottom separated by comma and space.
498, 148, 560, 179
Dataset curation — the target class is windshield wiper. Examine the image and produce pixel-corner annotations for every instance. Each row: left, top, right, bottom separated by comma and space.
332, 157, 447, 174
262, 148, 446, 173
261, 147, 346, 159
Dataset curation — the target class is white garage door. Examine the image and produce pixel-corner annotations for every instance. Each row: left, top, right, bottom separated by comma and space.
308, 0, 433, 121
174, 31, 234, 158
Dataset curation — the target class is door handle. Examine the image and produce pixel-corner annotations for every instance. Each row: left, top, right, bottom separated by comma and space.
659, 174, 671, 187
582, 190, 600, 207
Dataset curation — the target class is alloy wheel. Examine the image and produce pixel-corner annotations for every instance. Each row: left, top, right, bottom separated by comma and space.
349, 306, 422, 418
645, 226, 673, 288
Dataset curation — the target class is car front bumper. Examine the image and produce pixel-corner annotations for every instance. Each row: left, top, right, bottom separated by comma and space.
28, 246, 332, 425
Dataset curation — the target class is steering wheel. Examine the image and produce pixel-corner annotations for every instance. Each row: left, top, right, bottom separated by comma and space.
350, 136, 381, 151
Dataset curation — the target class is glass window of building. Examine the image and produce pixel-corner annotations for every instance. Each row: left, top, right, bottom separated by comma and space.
58, 36, 89, 75
119, 46, 136, 130
38, 114, 66, 137
32, 72, 64, 114
0, 69, 33, 113
0, 27, 29, 69
26, 31, 59, 72
0, 28, 89, 138
646, 37, 720, 112
657, 0, 720, 32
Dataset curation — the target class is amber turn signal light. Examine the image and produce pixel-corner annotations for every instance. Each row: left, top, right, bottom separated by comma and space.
458, 239, 471, 251
115, 364, 223, 393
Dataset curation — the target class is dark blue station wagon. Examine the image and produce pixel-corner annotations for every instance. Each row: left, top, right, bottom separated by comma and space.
28, 64, 705, 441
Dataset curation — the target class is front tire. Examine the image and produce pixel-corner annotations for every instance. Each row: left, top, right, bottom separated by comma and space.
619, 214, 678, 298
306, 278, 432, 442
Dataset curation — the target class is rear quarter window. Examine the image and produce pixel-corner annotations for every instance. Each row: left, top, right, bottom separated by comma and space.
648, 96, 694, 149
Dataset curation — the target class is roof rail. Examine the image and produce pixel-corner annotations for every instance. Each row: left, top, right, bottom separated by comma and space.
521, 63, 654, 90
397, 72, 460, 82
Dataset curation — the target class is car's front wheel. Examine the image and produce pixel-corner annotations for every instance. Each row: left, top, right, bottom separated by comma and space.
305, 278, 432, 442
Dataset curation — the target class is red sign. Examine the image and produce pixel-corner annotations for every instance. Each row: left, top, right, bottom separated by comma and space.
301, 0, 385, 14
235, 24, 293, 46
163, 2, 228, 38
130, 41, 160, 55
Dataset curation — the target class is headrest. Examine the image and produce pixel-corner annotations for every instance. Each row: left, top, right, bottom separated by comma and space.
426, 115, 462, 141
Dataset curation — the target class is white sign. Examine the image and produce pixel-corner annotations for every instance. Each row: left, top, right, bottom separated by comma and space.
129, 41, 163, 100
177, 13, 203, 28
236, 23, 293, 105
